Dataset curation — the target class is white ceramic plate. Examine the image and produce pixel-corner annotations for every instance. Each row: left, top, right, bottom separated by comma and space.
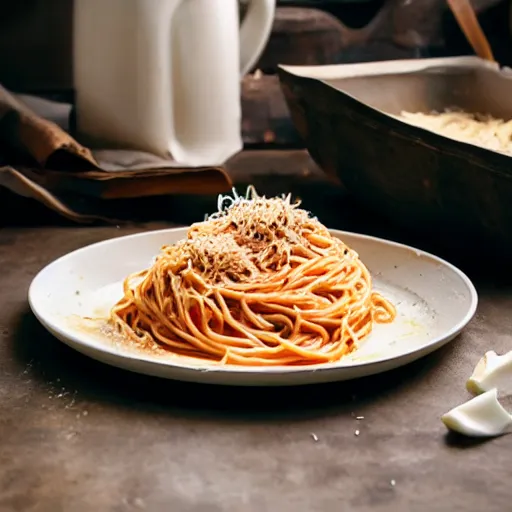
29, 228, 478, 386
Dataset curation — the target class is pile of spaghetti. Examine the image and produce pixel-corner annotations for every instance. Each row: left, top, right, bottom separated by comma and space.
397, 110, 512, 156
109, 187, 396, 366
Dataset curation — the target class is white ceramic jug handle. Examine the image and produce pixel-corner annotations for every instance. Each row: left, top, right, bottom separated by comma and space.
239, 0, 276, 76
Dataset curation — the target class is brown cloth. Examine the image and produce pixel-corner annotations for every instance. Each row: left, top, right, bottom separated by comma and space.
0, 85, 232, 222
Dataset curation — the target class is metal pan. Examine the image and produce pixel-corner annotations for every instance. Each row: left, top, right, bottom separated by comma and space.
278, 56, 512, 252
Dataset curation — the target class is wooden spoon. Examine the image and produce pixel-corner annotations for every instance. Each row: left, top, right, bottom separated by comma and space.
446, 0, 495, 62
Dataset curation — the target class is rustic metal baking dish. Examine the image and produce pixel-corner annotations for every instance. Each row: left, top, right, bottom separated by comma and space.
278, 56, 512, 251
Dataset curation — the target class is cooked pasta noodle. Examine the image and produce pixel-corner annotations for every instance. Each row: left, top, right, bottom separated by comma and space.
397, 110, 512, 155
109, 187, 396, 366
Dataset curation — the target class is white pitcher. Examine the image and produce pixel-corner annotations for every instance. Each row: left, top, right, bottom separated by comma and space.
73, 0, 275, 166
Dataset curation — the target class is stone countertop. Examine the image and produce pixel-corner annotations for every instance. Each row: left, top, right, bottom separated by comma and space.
1, 152, 512, 512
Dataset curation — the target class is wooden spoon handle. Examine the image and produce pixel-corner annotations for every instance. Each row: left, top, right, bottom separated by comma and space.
446, 0, 495, 62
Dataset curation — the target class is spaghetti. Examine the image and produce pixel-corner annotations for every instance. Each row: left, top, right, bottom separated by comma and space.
109, 187, 396, 366
397, 110, 512, 155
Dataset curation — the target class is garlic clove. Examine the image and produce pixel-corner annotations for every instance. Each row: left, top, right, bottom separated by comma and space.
441, 388, 512, 437
466, 350, 512, 396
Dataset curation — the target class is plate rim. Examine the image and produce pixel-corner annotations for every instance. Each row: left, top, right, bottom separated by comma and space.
28, 227, 479, 376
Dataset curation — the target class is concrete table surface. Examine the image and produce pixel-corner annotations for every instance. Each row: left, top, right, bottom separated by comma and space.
1, 152, 512, 512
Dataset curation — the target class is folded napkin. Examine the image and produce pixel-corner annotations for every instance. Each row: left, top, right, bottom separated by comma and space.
0, 85, 232, 222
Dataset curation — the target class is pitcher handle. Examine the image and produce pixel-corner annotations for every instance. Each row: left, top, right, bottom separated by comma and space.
239, 0, 275, 76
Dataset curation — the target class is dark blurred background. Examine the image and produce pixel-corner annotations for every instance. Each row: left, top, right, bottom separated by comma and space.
0, 0, 509, 148
0, 0, 509, 95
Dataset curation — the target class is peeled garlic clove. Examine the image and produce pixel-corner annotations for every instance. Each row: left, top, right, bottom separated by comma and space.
441, 388, 512, 437
466, 350, 512, 395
